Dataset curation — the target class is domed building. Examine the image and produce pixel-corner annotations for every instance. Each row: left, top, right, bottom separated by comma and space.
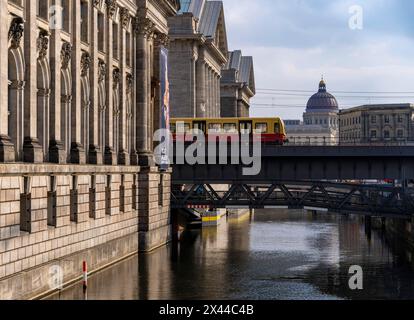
285, 78, 339, 145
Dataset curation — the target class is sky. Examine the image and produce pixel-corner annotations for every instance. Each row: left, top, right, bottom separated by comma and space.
221, 0, 414, 119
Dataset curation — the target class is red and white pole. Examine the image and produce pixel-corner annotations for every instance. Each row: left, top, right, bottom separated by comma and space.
82, 261, 88, 291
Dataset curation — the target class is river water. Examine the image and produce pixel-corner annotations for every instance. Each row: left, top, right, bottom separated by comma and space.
47, 210, 414, 300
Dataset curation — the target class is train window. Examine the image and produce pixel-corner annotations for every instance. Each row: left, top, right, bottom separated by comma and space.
274, 123, 281, 134
170, 124, 176, 134
255, 123, 268, 133
208, 123, 222, 133
223, 123, 237, 133
240, 122, 252, 134
176, 123, 190, 133
193, 122, 206, 132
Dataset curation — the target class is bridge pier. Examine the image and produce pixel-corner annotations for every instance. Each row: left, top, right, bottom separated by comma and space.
202, 209, 226, 227
138, 168, 172, 252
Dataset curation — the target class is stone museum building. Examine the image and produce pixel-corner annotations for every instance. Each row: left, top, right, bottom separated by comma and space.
285, 78, 339, 145
339, 103, 414, 145
0, 0, 180, 299
220, 50, 256, 118
168, 0, 228, 118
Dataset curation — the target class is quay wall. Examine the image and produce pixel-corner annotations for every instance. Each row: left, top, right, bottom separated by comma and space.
0, 164, 172, 299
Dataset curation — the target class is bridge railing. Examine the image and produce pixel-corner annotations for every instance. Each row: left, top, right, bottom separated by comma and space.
285, 136, 414, 146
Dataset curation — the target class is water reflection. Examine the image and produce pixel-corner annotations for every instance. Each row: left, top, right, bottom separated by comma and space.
47, 210, 414, 300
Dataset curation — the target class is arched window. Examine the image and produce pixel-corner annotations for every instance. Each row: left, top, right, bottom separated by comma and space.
61, 67, 72, 162
8, 19, 25, 160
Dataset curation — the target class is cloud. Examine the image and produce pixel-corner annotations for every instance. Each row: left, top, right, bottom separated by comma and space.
221, 0, 414, 119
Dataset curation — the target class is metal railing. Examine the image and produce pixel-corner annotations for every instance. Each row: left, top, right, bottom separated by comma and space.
285, 136, 413, 146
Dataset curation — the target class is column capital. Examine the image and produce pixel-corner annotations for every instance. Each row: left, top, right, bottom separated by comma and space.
37, 88, 51, 97
98, 59, 107, 83
154, 33, 169, 47
8, 17, 24, 49
61, 94, 73, 103
133, 16, 156, 38
61, 42, 72, 70
9, 80, 25, 90
119, 7, 131, 29
83, 100, 91, 110
80, 52, 91, 77
37, 29, 50, 60
113, 68, 120, 89
106, 0, 118, 19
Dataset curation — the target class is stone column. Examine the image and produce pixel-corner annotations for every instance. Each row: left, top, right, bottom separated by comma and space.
210, 70, 213, 118
213, 71, 216, 117
209, 69, 214, 118
0, 6, 15, 162
70, 0, 85, 164
49, 1, 66, 164
215, 72, 219, 117
206, 66, 211, 118
232, 92, 238, 117
196, 58, 206, 118
88, 2, 102, 164
213, 72, 217, 117
191, 54, 196, 117
135, 17, 155, 167
104, 4, 116, 165
37, 86, 50, 161
23, 1, 43, 163
217, 74, 221, 117
130, 27, 138, 165
118, 8, 130, 165
237, 100, 245, 118
152, 34, 162, 134
147, 35, 154, 159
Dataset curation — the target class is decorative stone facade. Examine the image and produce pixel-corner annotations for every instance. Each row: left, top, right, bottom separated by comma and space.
220, 50, 255, 118
168, 0, 228, 118
3, 0, 179, 164
339, 104, 414, 145
285, 79, 339, 145
0, 0, 180, 299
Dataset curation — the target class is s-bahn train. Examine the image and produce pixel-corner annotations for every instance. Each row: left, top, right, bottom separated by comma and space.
170, 117, 288, 145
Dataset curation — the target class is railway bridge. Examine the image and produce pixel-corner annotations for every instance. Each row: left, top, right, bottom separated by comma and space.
170, 145, 414, 217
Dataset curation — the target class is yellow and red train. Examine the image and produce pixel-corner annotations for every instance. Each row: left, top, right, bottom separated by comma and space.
170, 117, 288, 145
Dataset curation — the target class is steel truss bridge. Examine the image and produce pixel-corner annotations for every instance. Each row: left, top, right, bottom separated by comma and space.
171, 181, 414, 218
171, 145, 414, 218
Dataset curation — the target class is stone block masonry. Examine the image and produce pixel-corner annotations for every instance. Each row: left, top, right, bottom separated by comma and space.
0, 164, 172, 299
138, 168, 172, 252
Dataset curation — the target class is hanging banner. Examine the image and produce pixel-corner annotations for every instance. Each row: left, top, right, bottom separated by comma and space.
159, 46, 170, 171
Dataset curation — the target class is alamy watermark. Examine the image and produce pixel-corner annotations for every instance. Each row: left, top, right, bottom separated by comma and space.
349, 5, 364, 30
48, 265, 64, 291
154, 124, 262, 176
49, 6, 64, 30
348, 265, 363, 290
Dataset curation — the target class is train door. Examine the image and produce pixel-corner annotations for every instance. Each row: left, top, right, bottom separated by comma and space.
193, 121, 207, 134
274, 121, 281, 145
239, 120, 253, 142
